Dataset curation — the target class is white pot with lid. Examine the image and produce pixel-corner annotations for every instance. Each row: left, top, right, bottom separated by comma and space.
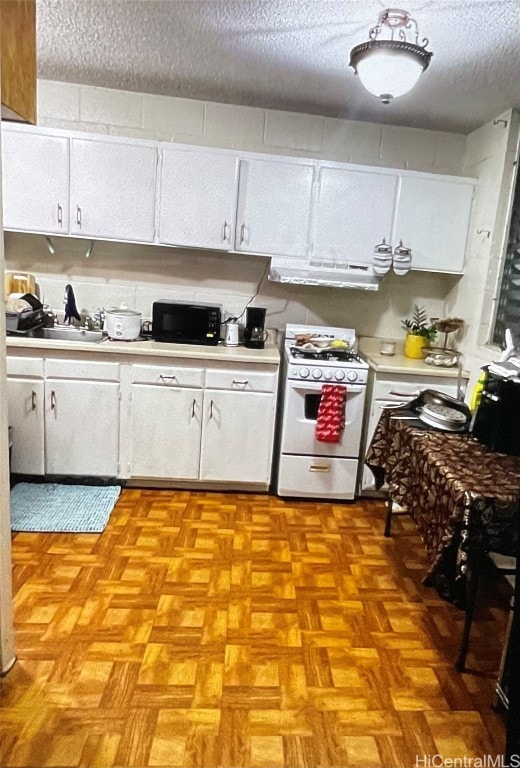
104, 304, 142, 340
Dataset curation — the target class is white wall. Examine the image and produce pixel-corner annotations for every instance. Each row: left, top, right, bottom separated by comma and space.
4, 80, 467, 339
446, 109, 520, 389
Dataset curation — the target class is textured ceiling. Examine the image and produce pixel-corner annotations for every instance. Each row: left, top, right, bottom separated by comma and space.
37, 0, 520, 134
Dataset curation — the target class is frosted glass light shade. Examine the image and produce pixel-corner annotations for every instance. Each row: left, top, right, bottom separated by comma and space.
356, 50, 424, 102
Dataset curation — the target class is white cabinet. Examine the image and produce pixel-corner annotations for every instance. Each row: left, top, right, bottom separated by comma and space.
312, 166, 399, 263
200, 369, 277, 485
235, 158, 315, 257
127, 364, 278, 487
393, 175, 475, 273
6, 357, 45, 475
2, 128, 69, 234
70, 137, 157, 242
6, 356, 120, 478
158, 147, 238, 250
128, 364, 204, 479
360, 371, 465, 495
44, 359, 120, 477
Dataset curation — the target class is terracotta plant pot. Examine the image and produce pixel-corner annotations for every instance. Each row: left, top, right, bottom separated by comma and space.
404, 333, 428, 359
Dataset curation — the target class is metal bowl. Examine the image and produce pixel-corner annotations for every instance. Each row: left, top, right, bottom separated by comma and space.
421, 347, 461, 367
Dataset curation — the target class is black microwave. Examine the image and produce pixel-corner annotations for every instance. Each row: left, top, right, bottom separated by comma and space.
152, 300, 221, 345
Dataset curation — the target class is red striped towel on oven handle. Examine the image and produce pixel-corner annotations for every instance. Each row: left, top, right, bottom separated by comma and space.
315, 384, 347, 443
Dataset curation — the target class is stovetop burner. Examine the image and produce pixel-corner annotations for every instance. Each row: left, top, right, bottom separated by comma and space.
289, 346, 364, 364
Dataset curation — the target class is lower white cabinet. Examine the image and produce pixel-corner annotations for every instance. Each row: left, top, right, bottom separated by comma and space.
360, 370, 466, 495
200, 390, 275, 484
7, 355, 120, 478
7, 352, 278, 488
127, 363, 278, 487
6, 357, 45, 475
45, 379, 120, 476
127, 363, 204, 480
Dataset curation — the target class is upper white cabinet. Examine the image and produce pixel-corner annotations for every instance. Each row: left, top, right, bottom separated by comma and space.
70, 137, 157, 242
235, 158, 315, 257
2, 128, 69, 234
312, 166, 399, 264
158, 147, 238, 250
393, 175, 475, 274
1, 123, 476, 275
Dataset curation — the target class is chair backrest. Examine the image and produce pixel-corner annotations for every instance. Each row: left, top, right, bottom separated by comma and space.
461, 492, 519, 559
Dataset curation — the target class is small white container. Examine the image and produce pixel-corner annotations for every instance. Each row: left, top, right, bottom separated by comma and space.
380, 339, 396, 356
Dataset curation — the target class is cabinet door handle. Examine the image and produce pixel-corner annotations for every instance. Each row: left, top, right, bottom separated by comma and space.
222, 221, 230, 242
240, 223, 248, 245
232, 379, 249, 386
209, 399, 214, 419
191, 398, 196, 418
57, 204, 63, 226
31, 390, 37, 411
76, 206, 82, 228
309, 463, 331, 473
50, 390, 56, 410
159, 375, 177, 383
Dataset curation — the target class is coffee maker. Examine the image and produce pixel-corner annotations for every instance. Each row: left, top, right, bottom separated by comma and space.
244, 307, 267, 349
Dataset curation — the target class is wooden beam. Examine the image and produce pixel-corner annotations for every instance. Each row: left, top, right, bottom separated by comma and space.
1, 0, 36, 124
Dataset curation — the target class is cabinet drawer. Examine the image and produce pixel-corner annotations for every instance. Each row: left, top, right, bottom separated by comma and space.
7, 356, 44, 378
278, 455, 359, 500
45, 359, 120, 381
131, 364, 204, 388
205, 369, 277, 392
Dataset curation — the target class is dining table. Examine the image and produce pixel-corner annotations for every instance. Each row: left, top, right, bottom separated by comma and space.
365, 407, 520, 607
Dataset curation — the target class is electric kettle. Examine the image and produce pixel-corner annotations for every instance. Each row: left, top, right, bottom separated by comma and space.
224, 321, 239, 347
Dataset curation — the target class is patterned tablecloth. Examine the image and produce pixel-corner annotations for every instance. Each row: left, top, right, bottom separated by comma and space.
365, 408, 520, 605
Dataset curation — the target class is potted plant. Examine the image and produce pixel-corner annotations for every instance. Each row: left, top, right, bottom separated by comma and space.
401, 304, 437, 359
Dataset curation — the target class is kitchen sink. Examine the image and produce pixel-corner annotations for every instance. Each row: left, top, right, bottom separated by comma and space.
34, 327, 105, 343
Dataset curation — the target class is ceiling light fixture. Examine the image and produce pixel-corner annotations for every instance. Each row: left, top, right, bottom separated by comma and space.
349, 8, 432, 104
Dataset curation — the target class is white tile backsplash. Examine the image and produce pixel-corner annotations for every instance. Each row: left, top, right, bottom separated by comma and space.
38, 80, 80, 121
380, 125, 437, 166
142, 94, 204, 137
264, 111, 325, 152
204, 103, 265, 148
345, 121, 382, 165
80, 86, 143, 128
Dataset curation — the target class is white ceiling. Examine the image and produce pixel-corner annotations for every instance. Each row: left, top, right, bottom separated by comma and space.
37, 0, 520, 134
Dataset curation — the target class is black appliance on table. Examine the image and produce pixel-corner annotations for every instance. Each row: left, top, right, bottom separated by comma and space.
471, 365, 520, 456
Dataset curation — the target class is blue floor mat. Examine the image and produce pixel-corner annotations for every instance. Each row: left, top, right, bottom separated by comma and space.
10, 483, 121, 533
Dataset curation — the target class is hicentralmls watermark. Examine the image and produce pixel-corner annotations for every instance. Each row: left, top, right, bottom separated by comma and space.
415, 756, 520, 768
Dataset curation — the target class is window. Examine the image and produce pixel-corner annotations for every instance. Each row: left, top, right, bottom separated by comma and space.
493, 167, 520, 345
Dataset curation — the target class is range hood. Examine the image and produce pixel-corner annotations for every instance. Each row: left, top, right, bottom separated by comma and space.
268, 258, 380, 291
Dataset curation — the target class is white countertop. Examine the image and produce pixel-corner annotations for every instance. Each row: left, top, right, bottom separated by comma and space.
6, 335, 281, 365
359, 337, 467, 379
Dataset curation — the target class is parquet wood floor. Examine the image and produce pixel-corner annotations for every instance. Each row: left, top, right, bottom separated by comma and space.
1, 490, 510, 767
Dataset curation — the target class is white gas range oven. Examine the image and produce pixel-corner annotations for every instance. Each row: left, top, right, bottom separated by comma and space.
276, 324, 369, 500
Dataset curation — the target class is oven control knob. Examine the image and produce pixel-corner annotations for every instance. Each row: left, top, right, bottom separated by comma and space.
324, 370, 333, 380
334, 370, 345, 381
312, 368, 322, 380
299, 367, 310, 379
347, 370, 358, 382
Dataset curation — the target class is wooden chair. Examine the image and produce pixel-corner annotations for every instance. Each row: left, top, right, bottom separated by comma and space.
456, 493, 518, 672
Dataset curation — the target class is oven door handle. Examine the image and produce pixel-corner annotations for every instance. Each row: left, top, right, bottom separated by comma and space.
290, 382, 365, 395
